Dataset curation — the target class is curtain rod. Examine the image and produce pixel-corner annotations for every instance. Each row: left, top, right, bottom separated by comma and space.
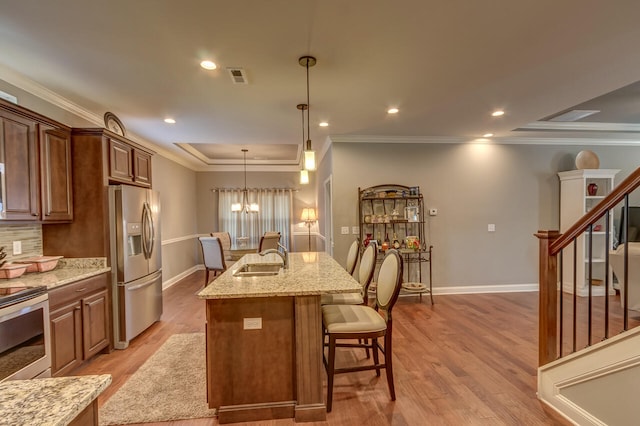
211, 187, 299, 192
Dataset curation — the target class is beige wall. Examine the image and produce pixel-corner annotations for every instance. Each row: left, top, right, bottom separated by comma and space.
330, 142, 640, 291
195, 170, 318, 252
151, 155, 199, 284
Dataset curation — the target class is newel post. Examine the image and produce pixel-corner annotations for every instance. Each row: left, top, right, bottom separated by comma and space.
535, 230, 560, 367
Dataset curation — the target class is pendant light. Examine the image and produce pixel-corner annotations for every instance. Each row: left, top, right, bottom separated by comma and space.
297, 103, 309, 184
299, 55, 317, 171
231, 149, 259, 213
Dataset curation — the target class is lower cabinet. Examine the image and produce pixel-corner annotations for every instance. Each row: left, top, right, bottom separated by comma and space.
49, 274, 110, 376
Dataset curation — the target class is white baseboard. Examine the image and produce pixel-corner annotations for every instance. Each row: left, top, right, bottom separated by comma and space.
162, 266, 201, 290
431, 283, 538, 295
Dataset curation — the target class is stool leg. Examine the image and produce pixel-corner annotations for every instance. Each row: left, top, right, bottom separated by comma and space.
384, 332, 396, 400
372, 337, 380, 377
327, 335, 337, 412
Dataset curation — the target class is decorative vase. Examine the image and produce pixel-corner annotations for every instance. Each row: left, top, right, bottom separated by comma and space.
587, 183, 598, 196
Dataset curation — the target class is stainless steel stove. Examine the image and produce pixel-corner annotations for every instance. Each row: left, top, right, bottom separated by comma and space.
0, 285, 51, 381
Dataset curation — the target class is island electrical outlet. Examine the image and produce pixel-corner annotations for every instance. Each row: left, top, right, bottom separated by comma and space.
243, 317, 262, 330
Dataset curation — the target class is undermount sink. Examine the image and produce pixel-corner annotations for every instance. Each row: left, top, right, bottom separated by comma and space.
233, 263, 282, 277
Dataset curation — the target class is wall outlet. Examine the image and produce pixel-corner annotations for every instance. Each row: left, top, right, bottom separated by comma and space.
13, 241, 22, 255
243, 317, 262, 330
488, 224, 496, 232
352, 226, 359, 234
341, 226, 349, 235
429, 208, 438, 216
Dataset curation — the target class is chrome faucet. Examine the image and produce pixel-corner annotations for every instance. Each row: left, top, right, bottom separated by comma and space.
259, 243, 289, 269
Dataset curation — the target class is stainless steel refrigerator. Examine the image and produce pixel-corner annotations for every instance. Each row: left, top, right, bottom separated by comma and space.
109, 185, 162, 349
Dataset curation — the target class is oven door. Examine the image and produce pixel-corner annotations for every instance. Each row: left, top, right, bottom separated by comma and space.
0, 293, 51, 381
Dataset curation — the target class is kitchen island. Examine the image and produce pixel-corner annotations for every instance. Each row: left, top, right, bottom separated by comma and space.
198, 252, 361, 423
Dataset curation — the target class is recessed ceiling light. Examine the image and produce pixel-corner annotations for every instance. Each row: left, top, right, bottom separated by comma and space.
164, 118, 176, 124
491, 110, 505, 117
387, 108, 399, 114
319, 122, 329, 127
483, 133, 493, 138
200, 60, 217, 70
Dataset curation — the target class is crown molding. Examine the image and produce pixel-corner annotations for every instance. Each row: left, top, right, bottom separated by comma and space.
521, 120, 640, 132
328, 134, 640, 146
0, 63, 199, 170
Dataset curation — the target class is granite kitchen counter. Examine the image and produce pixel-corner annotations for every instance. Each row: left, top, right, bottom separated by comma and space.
197, 251, 361, 299
0, 374, 111, 426
0, 258, 110, 290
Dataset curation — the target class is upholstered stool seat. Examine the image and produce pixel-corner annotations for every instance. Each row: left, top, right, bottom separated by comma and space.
322, 304, 386, 334
321, 292, 364, 306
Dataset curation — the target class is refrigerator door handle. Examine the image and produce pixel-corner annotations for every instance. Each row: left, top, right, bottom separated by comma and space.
142, 201, 155, 259
126, 277, 158, 291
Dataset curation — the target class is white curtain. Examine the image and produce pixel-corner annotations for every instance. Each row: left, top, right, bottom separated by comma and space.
218, 189, 292, 250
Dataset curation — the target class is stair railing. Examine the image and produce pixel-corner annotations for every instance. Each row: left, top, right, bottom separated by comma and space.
536, 167, 640, 366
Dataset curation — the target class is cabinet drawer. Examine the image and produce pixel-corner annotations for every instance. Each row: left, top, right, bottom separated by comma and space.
49, 274, 108, 309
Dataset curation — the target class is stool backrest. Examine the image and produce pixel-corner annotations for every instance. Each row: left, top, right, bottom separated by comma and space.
375, 250, 403, 318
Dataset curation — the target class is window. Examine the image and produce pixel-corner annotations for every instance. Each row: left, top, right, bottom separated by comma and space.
218, 188, 292, 250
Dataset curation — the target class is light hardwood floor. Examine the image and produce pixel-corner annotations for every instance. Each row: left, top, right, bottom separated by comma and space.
75, 271, 572, 425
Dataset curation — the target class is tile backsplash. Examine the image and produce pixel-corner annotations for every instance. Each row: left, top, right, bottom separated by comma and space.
0, 224, 42, 262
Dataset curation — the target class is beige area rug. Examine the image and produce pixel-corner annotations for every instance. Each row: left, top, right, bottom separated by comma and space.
99, 333, 216, 425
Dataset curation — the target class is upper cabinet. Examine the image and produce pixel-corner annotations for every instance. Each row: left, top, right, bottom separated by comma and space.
0, 99, 72, 222
108, 135, 152, 187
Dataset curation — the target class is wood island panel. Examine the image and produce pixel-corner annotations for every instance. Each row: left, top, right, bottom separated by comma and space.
206, 297, 295, 423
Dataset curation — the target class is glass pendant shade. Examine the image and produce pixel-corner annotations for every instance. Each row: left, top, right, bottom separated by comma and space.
303, 146, 316, 171
300, 169, 309, 184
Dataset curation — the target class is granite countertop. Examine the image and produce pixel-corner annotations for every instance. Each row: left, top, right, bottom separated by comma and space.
0, 258, 110, 290
198, 252, 361, 299
0, 374, 111, 426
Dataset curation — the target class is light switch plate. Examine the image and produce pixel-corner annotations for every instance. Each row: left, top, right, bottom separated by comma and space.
352, 226, 359, 234
429, 208, 438, 216
488, 224, 496, 232
13, 241, 22, 255
341, 226, 349, 235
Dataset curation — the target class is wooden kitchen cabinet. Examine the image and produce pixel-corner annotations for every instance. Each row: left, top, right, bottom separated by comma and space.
49, 273, 110, 376
0, 99, 73, 222
108, 136, 152, 187
0, 108, 39, 220
39, 124, 73, 222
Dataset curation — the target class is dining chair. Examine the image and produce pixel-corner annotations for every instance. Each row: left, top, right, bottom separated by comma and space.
258, 231, 281, 251
321, 244, 377, 306
199, 236, 227, 285
210, 231, 232, 261
321, 249, 403, 412
345, 239, 359, 275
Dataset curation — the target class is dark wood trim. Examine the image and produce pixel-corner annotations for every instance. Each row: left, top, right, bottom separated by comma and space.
535, 230, 560, 366
294, 295, 326, 422
217, 401, 295, 424
0, 98, 70, 131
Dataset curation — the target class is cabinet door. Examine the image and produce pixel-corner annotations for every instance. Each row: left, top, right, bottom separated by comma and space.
82, 289, 110, 359
108, 138, 133, 183
50, 300, 83, 376
0, 111, 40, 220
39, 124, 73, 222
133, 149, 152, 187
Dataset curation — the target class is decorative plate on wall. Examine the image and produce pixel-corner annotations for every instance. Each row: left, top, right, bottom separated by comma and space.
104, 112, 126, 137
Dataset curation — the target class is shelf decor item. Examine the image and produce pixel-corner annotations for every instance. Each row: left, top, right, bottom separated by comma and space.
587, 183, 598, 196
575, 150, 600, 170
104, 112, 126, 137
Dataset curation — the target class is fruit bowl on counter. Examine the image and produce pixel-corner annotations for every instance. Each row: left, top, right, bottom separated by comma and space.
14, 255, 63, 273
0, 263, 31, 279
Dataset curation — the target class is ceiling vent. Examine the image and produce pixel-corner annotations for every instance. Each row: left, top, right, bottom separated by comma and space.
548, 109, 600, 122
227, 68, 248, 84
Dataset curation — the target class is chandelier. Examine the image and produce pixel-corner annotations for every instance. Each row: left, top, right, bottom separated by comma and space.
231, 149, 259, 213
